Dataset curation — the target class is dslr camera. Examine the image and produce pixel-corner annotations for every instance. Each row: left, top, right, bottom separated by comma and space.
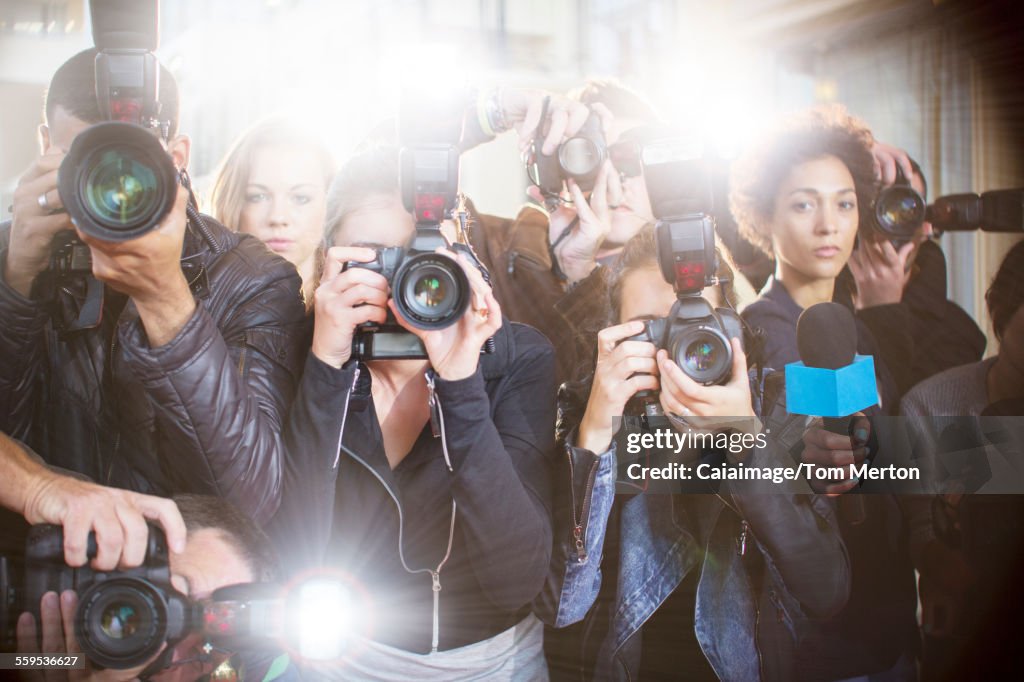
1, 524, 193, 671
526, 101, 607, 207
0, 525, 351, 672
873, 166, 1024, 241
42, 0, 179, 335
624, 138, 745, 388
344, 145, 482, 360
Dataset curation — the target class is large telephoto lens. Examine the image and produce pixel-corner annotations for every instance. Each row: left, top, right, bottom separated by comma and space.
59, 122, 178, 242
76, 578, 169, 669
874, 184, 925, 241
393, 253, 470, 330
670, 327, 733, 386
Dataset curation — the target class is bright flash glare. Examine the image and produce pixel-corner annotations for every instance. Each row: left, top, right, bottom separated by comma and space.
297, 579, 353, 661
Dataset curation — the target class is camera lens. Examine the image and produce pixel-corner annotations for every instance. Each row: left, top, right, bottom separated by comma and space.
559, 137, 602, 177
393, 253, 470, 330
874, 185, 925, 239
99, 601, 142, 640
77, 577, 168, 669
83, 151, 161, 227
670, 327, 732, 386
59, 121, 178, 242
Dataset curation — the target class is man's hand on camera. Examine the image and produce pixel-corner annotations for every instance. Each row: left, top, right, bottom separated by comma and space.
312, 246, 390, 369
871, 141, 915, 187
20, 470, 186, 571
800, 415, 871, 495
577, 321, 660, 454
4, 148, 75, 297
392, 251, 502, 381
657, 338, 757, 432
16, 591, 163, 682
848, 231, 915, 308
76, 185, 194, 347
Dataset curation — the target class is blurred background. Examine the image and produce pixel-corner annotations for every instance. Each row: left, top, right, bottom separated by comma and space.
1, 0, 1022, 351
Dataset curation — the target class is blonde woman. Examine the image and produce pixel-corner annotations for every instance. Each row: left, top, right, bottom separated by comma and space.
211, 118, 335, 302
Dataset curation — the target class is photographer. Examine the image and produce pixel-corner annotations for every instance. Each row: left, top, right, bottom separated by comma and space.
535, 227, 849, 681
0, 49, 307, 523
0, 432, 186, 570
460, 80, 662, 383
843, 150, 986, 395
15, 494, 294, 682
271, 149, 557, 679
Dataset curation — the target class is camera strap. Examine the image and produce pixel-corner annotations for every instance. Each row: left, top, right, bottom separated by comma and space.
548, 217, 579, 283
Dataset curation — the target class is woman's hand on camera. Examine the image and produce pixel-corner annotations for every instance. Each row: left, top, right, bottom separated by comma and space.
312, 246, 390, 369
577, 321, 660, 454
657, 338, 756, 427
391, 251, 502, 381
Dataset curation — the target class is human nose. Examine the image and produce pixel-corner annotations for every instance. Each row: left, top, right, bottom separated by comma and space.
816, 203, 839, 235
268, 195, 290, 227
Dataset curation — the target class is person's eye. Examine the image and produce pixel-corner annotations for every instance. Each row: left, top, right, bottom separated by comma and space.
791, 200, 814, 212
245, 193, 269, 204
838, 199, 857, 211
291, 194, 312, 206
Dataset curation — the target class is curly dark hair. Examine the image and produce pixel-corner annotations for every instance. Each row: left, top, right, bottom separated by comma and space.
728, 105, 877, 257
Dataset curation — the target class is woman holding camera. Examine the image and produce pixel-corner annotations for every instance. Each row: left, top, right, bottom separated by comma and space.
537, 227, 850, 681
211, 117, 335, 303
272, 148, 557, 680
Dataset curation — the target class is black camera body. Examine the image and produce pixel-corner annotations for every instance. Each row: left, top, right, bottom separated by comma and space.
529, 110, 607, 204
345, 143, 478, 360
0, 524, 197, 671
345, 227, 472, 360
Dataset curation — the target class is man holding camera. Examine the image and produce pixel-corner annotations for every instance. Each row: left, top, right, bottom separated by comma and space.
14, 494, 294, 682
844, 147, 986, 395
0, 49, 307, 527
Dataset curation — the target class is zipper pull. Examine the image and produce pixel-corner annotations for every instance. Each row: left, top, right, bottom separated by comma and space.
573, 525, 588, 562
425, 371, 441, 438
430, 570, 442, 654
737, 520, 749, 556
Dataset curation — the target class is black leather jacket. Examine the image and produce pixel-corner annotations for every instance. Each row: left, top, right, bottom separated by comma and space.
0, 216, 308, 523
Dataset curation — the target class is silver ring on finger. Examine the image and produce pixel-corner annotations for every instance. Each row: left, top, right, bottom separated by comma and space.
37, 192, 51, 211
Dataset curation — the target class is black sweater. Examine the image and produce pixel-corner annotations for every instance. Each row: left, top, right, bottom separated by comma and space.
271, 321, 557, 653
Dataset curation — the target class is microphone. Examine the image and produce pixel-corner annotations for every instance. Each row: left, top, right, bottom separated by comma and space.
787, 303, 880, 524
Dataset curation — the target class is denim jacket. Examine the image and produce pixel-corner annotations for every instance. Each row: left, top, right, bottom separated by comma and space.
535, 373, 851, 681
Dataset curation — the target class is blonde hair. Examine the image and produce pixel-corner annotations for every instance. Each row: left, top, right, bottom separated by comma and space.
210, 117, 336, 231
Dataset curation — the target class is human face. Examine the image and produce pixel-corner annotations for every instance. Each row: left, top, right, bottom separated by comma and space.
331, 192, 416, 248
604, 118, 654, 248
151, 528, 256, 682
618, 265, 723, 323
767, 155, 859, 283
238, 144, 328, 272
